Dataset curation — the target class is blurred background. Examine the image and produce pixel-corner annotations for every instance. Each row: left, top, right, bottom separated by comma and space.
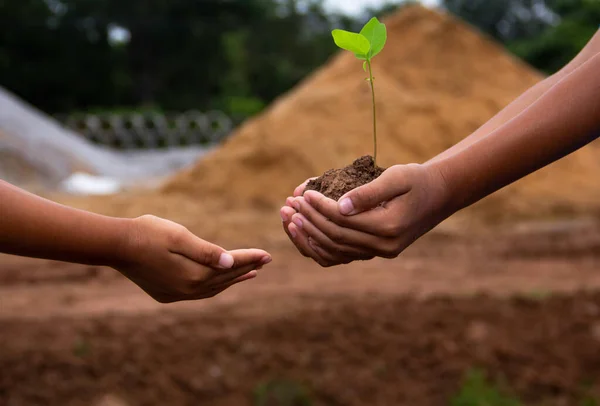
2, 1, 600, 405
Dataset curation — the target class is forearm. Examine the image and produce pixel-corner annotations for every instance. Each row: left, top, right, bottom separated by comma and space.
0, 181, 130, 265
427, 76, 554, 163
428, 31, 600, 164
430, 53, 600, 213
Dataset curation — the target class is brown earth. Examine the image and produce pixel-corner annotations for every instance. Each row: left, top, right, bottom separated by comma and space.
2, 221, 600, 405
304, 155, 386, 201
2, 292, 600, 406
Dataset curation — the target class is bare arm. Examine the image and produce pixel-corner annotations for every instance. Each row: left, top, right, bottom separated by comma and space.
430, 52, 600, 213
0, 181, 271, 302
428, 30, 600, 164
0, 180, 128, 266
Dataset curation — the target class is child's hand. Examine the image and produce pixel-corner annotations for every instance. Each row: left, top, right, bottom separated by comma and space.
280, 164, 449, 267
114, 215, 271, 302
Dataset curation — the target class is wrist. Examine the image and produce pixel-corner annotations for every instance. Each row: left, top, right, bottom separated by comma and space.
421, 160, 458, 217
103, 216, 137, 268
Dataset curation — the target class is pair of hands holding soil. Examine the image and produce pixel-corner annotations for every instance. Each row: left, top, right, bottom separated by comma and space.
280, 161, 450, 267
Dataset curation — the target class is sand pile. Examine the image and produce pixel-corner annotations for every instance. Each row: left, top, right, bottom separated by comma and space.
162, 5, 600, 223
63, 5, 600, 248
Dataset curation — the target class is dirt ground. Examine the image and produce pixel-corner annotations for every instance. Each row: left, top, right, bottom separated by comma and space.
2, 218, 600, 406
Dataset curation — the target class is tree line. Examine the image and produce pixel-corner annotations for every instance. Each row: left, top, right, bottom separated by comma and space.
1, 0, 598, 118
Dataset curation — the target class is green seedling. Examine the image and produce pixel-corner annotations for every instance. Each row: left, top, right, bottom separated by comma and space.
332, 17, 387, 166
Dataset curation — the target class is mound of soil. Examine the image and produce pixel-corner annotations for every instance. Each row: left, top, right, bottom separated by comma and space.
52, 5, 600, 246
157, 4, 600, 226
162, 6, 542, 206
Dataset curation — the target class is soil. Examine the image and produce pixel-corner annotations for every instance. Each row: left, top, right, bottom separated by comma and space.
304, 155, 386, 201
2, 221, 600, 405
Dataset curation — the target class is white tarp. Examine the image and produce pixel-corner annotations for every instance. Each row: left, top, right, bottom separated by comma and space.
0, 86, 213, 193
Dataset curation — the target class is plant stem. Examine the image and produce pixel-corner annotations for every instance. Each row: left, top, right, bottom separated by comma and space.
366, 59, 377, 167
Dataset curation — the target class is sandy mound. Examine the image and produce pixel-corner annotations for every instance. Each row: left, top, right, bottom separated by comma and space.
162, 5, 600, 223
59, 5, 600, 248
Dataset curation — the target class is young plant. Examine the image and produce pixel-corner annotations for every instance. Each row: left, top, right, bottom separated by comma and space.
332, 17, 387, 166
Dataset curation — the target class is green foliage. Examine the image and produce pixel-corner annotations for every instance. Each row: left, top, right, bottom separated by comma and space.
442, 0, 600, 75
450, 369, 522, 406
253, 379, 312, 406
525, 289, 552, 301
2, 0, 597, 120
224, 96, 266, 119
360, 17, 387, 60
509, 1, 600, 74
332, 17, 387, 62
331, 29, 371, 57
580, 395, 600, 406
72, 338, 91, 358
331, 17, 387, 165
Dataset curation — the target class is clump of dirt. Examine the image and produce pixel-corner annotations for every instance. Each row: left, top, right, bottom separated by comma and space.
304, 155, 386, 201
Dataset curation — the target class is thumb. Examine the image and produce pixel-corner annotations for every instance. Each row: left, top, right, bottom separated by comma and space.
199, 242, 235, 269
337, 166, 411, 215
176, 230, 234, 269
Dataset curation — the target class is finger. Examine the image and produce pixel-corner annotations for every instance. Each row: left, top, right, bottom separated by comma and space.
291, 223, 354, 268
294, 197, 396, 256
288, 222, 333, 267
281, 206, 308, 257
229, 269, 258, 284
290, 213, 369, 259
300, 192, 400, 237
186, 271, 259, 301
307, 238, 354, 265
337, 166, 411, 215
280, 205, 296, 223
206, 265, 259, 287
308, 238, 369, 263
228, 249, 272, 268
171, 230, 234, 269
287, 222, 312, 258
209, 271, 258, 295
294, 177, 317, 197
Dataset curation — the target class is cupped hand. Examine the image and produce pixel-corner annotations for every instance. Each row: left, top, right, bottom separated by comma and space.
114, 215, 271, 302
280, 164, 449, 267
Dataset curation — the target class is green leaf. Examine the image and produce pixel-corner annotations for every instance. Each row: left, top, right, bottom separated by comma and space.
360, 17, 387, 59
331, 29, 371, 57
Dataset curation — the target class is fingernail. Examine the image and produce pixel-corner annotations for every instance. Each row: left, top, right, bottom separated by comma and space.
292, 215, 303, 229
289, 224, 297, 238
218, 253, 234, 269
280, 209, 288, 222
339, 198, 354, 215
261, 256, 272, 265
